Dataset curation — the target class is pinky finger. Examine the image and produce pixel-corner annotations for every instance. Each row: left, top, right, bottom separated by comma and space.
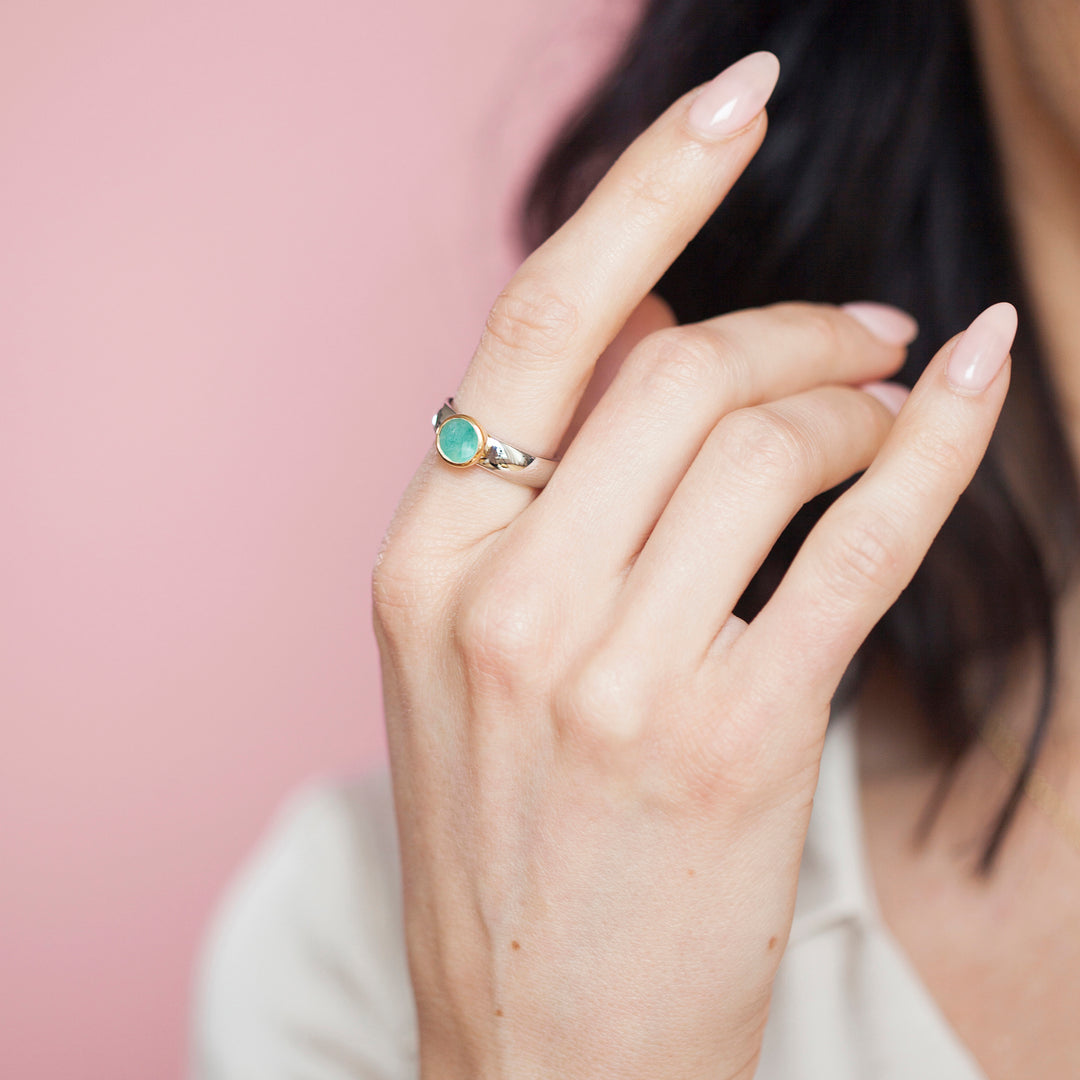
734, 302, 1017, 721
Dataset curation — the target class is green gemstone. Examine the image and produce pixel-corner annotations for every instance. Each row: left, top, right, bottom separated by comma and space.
437, 417, 481, 464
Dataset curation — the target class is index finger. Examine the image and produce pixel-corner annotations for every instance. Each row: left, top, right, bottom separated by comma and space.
444, 51, 781, 500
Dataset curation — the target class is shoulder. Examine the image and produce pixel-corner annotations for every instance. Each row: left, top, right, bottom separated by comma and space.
189, 769, 419, 1080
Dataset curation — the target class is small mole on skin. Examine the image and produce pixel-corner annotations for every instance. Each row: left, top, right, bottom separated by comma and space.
687, 868, 695, 877
511, 940, 520, 950
768, 936, 778, 950
495, 1008, 503, 1017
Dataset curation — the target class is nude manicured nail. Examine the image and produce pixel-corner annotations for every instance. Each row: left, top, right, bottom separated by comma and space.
687, 52, 781, 139
946, 302, 1018, 393
860, 380, 910, 416
842, 302, 919, 346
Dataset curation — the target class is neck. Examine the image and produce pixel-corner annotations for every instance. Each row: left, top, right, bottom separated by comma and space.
964, 0, 1080, 756
854, 0, 1080, 883
965, 0, 1080, 448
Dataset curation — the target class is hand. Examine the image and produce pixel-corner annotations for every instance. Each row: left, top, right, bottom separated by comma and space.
371, 50, 1015, 1080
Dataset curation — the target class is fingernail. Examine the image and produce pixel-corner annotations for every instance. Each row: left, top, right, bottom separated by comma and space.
860, 380, 910, 416
687, 52, 781, 139
946, 302, 1018, 393
842, 302, 919, 346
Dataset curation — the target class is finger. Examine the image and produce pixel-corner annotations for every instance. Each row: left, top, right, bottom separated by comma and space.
523, 301, 916, 581
433, 51, 781, 509
608, 381, 905, 673
554, 293, 677, 458
734, 302, 1017, 733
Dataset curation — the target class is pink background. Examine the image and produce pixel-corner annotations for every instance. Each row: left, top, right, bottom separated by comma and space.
0, 1, 636, 1075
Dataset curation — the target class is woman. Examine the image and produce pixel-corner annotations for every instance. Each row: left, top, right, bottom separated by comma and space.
191, 1, 1080, 1076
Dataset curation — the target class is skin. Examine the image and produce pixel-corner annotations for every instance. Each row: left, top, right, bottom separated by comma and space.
854, 2, 1080, 1078
373, 46, 1018, 1079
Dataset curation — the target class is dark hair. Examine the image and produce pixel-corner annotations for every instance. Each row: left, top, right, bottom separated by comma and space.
517, 0, 1080, 873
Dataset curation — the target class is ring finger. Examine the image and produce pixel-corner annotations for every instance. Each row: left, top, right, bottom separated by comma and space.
425, 52, 782, 524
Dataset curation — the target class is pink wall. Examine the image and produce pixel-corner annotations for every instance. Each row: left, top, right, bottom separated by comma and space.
0, 2, 635, 1075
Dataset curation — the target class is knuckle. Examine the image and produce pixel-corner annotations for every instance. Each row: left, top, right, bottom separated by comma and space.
630, 327, 722, 401
555, 652, 649, 748
666, 734, 759, 812
768, 301, 840, 356
711, 406, 815, 492
820, 509, 907, 599
482, 274, 580, 364
618, 153, 683, 224
797, 306, 842, 356
650, 699, 786, 817
456, 578, 554, 693
905, 423, 971, 485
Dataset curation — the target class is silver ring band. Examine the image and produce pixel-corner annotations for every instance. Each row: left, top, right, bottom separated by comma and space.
432, 398, 559, 488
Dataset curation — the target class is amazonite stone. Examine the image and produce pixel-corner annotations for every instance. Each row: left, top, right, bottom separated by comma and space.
437, 417, 481, 464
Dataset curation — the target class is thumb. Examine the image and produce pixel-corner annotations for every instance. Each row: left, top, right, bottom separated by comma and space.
557, 292, 678, 455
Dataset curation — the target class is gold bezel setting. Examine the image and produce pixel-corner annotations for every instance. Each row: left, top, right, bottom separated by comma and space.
434, 413, 487, 468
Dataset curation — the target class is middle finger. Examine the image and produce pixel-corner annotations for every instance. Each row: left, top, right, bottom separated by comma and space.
519, 300, 916, 584
611, 379, 906, 672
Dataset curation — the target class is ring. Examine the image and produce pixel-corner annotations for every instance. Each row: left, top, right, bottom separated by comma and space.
432, 398, 559, 488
